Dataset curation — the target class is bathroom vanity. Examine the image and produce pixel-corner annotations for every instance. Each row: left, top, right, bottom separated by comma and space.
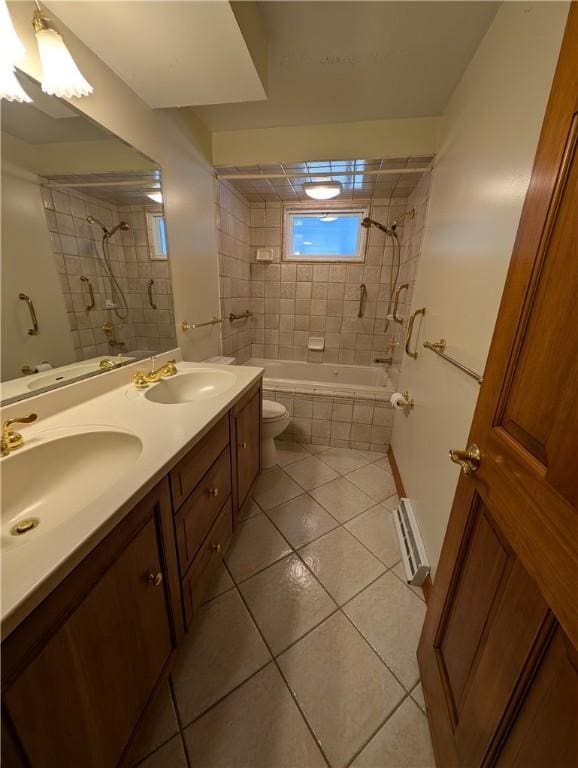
0, 359, 262, 767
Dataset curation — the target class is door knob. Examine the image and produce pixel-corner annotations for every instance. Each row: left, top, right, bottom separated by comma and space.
449, 444, 481, 475
147, 572, 163, 587
208, 487, 219, 497
239, 441, 248, 449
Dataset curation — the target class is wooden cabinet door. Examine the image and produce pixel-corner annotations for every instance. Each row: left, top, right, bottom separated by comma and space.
418, 8, 578, 767
3, 487, 173, 768
234, 386, 261, 510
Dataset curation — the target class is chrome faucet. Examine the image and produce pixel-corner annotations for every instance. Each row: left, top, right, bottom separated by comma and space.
1, 413, 38, 457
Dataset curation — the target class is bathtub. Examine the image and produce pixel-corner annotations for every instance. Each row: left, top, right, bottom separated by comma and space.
245, 358, 394, 451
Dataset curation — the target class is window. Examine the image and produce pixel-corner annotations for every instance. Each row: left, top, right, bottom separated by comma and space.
283, 206, 367, 262
146, 212, 168, 259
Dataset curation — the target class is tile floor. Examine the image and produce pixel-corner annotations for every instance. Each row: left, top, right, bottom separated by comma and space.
129, 443, 434, 768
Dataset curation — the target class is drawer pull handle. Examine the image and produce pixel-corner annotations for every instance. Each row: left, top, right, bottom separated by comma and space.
212, 543, 222, 553
147, 572, 163, 587
208, 487, 219, 497
239, 441, 248, 449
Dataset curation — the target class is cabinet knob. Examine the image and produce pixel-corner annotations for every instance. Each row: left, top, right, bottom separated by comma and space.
239, 441, 248, 449
147, 572, 163, 587
212, 543, 222, 553
208, 487, 219, 497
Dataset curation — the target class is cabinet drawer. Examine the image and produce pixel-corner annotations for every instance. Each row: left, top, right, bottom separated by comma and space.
175, 448, 231, 577
169, 416, 229, 510
181, 500, 233, 628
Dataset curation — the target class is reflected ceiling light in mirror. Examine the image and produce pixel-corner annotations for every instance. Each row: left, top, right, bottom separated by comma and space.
32, 4, 93, 98
0, 0, 26, 64
0, 61, 32, 102
304, 181, 342, 200
147, 192, 163, 204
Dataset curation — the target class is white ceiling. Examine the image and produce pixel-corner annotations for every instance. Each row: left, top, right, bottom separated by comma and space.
46, 1, 267, 109
194, 0, 500, 130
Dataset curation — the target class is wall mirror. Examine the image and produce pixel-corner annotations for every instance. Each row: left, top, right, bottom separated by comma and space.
1, 71, 177, 405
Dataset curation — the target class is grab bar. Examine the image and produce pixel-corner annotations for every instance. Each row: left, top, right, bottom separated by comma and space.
390, 282, 410, 323
405, 307, 425, 359
229, 310, 252, 321
18, 293, 38, 335
80, 275, 95, 311
357, 284, 367, 318
147, 279, 157, 309
180, 317, 223, 331
424, 339, 483, 384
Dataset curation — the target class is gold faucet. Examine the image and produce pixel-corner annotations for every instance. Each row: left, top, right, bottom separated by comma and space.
1, 413, 38, 456
133, 358, 178, 389
99, 358, 122, 371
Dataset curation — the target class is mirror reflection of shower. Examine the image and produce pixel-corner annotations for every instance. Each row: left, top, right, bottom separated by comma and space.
86, 215, 130, 320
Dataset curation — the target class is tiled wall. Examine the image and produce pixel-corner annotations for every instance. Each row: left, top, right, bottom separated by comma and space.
247, 198, 427, 387
263, 387, 394, 451
215, 180, 252, 363
42, 186, 176, 361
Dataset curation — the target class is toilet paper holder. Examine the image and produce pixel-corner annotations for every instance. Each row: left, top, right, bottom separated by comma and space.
390, 391, 414, 411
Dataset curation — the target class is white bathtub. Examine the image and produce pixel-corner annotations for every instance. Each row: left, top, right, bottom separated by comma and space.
245, 358, 393, 400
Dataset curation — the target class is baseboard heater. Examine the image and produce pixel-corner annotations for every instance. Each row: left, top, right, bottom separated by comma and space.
393, 498, 430, 586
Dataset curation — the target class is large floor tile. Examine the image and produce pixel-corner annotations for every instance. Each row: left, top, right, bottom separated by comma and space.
252, 468, 303, 510
299, 527, 385, 605
136, 736, 187, 768
309, 477, 375, 523
345, 505, 401, 566
411, 682, 426, 713
303, 443, 331, 454
171, 589, 271, 726
345, 463, 397, 501
318, 447, 372, 474
278, 613, 404, 768
184, 663, 326, 768
267, 493, 338, 548
274, 440, 311, 466
371, 456, 394, 474
128, 683, 179, 766
343, 571, 426, 689
239, 497, 263, 521
283, 456, 339, 490
239, 554, 337, 655
225, 515, 292, 582
391, 560, 426, 602
351, 698, 435, 767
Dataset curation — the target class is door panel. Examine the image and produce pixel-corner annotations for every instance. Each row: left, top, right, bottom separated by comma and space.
418, 7, 578, 767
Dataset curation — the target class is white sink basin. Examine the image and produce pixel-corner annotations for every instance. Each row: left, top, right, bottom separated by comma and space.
144, 370, 236, 404
1, 429, 142, 548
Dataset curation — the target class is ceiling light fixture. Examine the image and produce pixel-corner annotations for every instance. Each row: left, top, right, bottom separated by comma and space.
32, 2, 93, 98
0, 0, 26, 64
0, 60, 32, 102
304, 181, 342, 200
147, 192, 163, 204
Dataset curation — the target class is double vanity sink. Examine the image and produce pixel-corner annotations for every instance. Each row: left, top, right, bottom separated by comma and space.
1, 354, 263, 767
1, 366, 238, 554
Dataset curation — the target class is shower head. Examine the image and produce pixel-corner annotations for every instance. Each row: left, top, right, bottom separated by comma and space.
104, 221, 130, 239
361, 217, 393, 234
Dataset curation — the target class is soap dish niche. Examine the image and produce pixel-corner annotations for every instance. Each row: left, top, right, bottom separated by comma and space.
308, 337, 325, 351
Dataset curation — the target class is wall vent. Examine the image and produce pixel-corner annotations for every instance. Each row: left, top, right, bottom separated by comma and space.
393, 498, 430, 586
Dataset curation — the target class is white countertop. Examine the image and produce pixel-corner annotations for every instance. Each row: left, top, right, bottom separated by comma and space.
1, 359, 263, 637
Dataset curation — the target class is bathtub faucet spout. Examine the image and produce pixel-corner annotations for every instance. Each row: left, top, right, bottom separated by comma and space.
374, 357, 392, 364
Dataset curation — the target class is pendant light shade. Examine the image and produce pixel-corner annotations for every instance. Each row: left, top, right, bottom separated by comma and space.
33, 9, 93, 98
0, 0, 26, 64
304, 181, 342, 200
0, 60, 32, 102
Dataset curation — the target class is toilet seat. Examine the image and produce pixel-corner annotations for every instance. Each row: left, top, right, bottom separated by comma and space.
262, 399, 287, 422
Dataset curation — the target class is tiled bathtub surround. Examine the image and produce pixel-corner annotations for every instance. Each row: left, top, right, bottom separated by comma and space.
263, 387, 394, 451
215, 180, 252, 363
248, 193, 430, 392
42, 186, 176, 361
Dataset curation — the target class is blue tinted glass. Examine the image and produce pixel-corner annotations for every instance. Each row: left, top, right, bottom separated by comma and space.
291, 213, 360, 257
158, 217, 168, 256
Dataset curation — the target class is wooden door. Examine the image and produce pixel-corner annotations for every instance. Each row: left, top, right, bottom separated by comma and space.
3, 486, 173, 768
234, 386, 261, 510
418, 7, 578, 767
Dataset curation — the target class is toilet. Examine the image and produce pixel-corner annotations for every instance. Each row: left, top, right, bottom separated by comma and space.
261, 399, 290, 468
204, 356, 290, 467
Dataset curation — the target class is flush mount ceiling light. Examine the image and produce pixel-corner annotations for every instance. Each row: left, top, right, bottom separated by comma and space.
304, 181, 342, 200
147, 192, 163, 204
0, 0, 26, 64
0, 60, 32, 102
32, 3, 93, 98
